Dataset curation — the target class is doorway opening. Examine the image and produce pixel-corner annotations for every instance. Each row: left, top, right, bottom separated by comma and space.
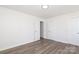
40, 21, 44, 39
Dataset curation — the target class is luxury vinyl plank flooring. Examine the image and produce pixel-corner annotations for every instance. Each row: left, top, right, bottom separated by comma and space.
0, 39, 79, 54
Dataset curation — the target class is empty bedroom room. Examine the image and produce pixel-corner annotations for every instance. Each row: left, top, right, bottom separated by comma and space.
0, 5, 79, 54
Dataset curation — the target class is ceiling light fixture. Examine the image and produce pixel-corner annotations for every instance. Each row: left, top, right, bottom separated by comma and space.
41, 5, 48, 9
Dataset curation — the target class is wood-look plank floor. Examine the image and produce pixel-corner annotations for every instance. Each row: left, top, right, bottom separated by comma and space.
0, 39, 79, 54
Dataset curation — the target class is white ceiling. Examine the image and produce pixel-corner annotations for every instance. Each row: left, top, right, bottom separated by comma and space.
1, 5, 79, 19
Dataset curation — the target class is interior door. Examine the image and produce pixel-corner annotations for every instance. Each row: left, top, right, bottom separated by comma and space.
40, 21, 44, 38
34, 21, 40, 41
70, 18, 79, 42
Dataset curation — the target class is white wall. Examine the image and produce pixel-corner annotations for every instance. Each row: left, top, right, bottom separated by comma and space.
47, 12, 79, 46
0, 7, 44, 51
